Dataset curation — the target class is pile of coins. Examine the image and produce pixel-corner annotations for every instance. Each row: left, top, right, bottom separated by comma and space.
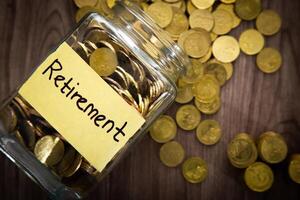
227, 131, 300, 192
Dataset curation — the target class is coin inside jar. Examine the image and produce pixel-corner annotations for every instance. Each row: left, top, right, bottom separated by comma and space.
159, 141, 185, 167
244, 162, 274, 192
176, 105, 201, 131
182, 156, 208, 184
0, 105, 17, 133
34, 135, 65, 167
150, 115, 177, 143
196, 119, 222, 145
89, 47, 118, 77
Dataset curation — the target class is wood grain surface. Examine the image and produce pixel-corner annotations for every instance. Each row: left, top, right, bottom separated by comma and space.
0, 0, 300, 199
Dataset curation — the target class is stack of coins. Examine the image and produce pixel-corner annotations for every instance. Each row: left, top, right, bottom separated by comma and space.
227, 131, 290, 192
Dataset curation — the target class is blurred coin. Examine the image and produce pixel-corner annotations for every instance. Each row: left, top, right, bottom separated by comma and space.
198, 47, 212, 63
257, 131, 287, 164
56, 146, 76, 176
75, 6, 102, 23
189, 9, 214, 32
227, 133, 258, 168
212, 36, 240, 63
235, 0, 261, 21
191, 0, 214, 10
12, 130, 26, 147
239, 29, 265, 55
182, 157, 208, 184
165, 7, 189, 40
74, 0, 98, 8
63, 153, 83, 177
196, 119, 222, 145
159, 141, 185, 167
208, 58, 234, 80
187, 0, 197, 15
175, 85, 194, 104
256, 10, 282, 36
194, 96, 221, 115
256, 47, 282, 73
192, 75, 220, 103
176, 105, 201, 130
244, 162, 274, 192
34, 135, 65, 167
180, 58, 204, 84
0, 105, 17, 133
146, 2, 174, 28
221, 0, 236, 4
90, 47, 118, 76
19, 120, 36, 150
212, 9, 233, 35
203, 63, 227, 86
288, 154, 300, 184
150, 115, 177, 143
217, 3, 241, 28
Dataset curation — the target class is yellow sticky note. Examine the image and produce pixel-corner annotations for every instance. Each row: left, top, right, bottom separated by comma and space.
19, 42, 145, 172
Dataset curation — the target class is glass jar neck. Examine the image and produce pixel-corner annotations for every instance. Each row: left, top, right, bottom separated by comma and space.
105, 0, 190, 84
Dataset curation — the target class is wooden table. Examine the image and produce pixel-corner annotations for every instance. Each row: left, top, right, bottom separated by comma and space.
0, 0, 299, 199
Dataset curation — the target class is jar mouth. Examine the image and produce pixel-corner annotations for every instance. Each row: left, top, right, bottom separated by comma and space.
107, 0, 190, 84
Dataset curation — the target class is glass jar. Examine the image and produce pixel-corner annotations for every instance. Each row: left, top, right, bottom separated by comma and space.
0, 1, 189, 199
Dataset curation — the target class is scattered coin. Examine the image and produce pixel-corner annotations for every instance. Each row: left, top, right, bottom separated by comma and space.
244, 162, 274, 192
159, 141, 185, 167
212, 9, 233, 35
150, 115, 177, 143
227, 133, 258, 168
212, 36, 240, 63
217, 3, 241, 28
257, 131, 288, 164
288, 154, 300, 184
180, 58, 204, 84
146, 2, 174, 28
182, 157, 208, 183
256, 47, 282, 73
189, 9, 214, 32
256, 10, 282, 36
235, 0, 262, 21
90, 47, 118, 76
203, 63, 227, 86
194, 95, 221, 115
175, 85, 194, 104
239, 29, 265, 55
176, 105, 201, 130
191, 0, 215, 10
165, 8, 189, 40
196, 119, 222, 145
192, 75, 220, 103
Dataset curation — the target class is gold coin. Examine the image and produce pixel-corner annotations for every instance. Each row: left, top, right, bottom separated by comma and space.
175, 85, 194, 104
227, 133, 258, 168
176, 105, 201, 130
239, 29, 265, 55
212, 9, 233, 35
182, 157, 208, 184
207, 58, 234, 80
56, 146, 76, 176
165, 8, 189, 40
192, 75, 220, 103
181, 29, 211, 58
257, 131, 288, 164
146, 2, 173, 28
180, 58, 204, 84
217, 3, 241, 28
256, 47, 282, 73
19, 120, 36, 150
196, 119, 222, 145
63, 153, 83, 177
289, 154, 300, 184
75, 6, 101, 23
221, 0, 236, 3
0, 105, 17, 133
256, 10, 282, 36
194, 95, 221, 115
235, 0, 261, 21
189, 9, 214, 32
210, 32, 218, 41
12, 130, 26, 147
90, 47, 118, 76
244, 162, 274, 192
187, 0, 197, 15
34, 135, 65, 167
212, 36, 240, 63
191, 0, 215, 10
159, 141, 185, 167
203, 63, 227, 86
74, 0, 98, 8
198, 47, 212, 63
150, 115, 177, 143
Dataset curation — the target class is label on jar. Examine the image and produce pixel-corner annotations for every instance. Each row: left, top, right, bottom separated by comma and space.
19, 42, 145, 172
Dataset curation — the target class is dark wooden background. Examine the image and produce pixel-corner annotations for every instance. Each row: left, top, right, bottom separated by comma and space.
0, 0, 300, 199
